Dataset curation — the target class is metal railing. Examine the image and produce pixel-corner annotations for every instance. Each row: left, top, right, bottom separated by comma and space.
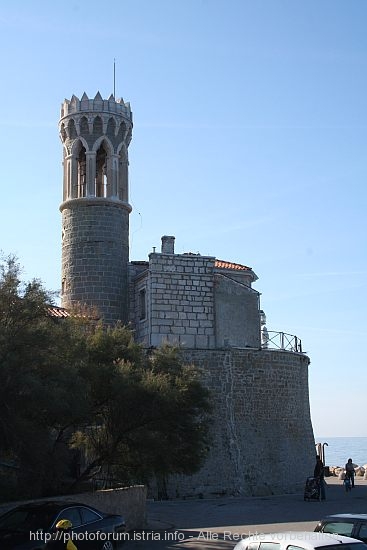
261, 330, 303, 353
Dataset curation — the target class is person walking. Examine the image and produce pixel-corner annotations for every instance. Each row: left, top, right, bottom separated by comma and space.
345, 458, 355, 488
314, 454, 326, 500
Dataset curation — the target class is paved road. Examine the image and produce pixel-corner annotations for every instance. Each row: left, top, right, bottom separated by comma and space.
122, 477, 367, 550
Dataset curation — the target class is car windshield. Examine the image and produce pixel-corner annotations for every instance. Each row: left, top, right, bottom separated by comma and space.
0, 508, 56, 532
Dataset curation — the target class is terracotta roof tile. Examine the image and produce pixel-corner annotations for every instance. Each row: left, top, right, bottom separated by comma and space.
47, 306, 70, 318
215, 259, 251, 271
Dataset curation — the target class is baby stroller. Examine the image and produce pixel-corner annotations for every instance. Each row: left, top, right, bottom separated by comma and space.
304, 476, 320, 501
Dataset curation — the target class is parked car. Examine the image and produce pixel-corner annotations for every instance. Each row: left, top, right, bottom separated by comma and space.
315, 514, 367, 543
233, 531, 367, 550
0, 500, 126, 549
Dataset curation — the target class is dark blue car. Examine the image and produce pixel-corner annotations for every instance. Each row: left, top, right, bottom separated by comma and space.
0, 500, 126, 549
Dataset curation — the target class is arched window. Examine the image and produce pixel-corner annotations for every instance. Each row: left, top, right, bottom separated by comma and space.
60, 123, 67, 142
80, 116, 89, 138
77, 145, 87, 197
95, 143, 107, 197
93, 116, 103, 136
117, 121, 126, 141
107, 117, 116, 140
118, 149, 128, 201
67, 119, 77, 139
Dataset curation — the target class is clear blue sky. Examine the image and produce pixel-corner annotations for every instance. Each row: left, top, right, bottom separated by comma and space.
0, 0, 366, 437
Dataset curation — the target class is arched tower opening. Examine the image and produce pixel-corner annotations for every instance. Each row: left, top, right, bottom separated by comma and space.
59, 92, 133, 324
68, 119, 77, 139
95, 142, 107, 198
77, 143, 86, 198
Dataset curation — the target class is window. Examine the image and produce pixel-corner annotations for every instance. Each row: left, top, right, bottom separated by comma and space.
54, 507, 82, 528
259, 543, 280, 550
95, 144, 107, 197
139, 288, 146, 320
357, 524, 367, 543
321, 522, 354, 536
0, 508, 55, 531
79, 507, 101, 525
77, 147, 86, 197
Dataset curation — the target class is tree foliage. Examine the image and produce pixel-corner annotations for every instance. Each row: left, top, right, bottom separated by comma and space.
0, 255, 211, 501
71, 339, 211, 489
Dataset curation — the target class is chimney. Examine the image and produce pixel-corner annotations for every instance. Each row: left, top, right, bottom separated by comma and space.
161, 235, 175, 254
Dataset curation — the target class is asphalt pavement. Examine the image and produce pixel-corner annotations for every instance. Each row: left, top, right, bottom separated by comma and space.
122, 476, 367, 550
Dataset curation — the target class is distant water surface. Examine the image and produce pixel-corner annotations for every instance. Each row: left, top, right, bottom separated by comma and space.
315, 436, 367, 467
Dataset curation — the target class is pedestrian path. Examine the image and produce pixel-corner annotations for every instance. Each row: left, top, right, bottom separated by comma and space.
124, 477, 367, 549
145, 476, 367, 532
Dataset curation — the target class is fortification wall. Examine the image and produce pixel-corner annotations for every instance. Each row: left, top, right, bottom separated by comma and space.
164, 348, 314, 498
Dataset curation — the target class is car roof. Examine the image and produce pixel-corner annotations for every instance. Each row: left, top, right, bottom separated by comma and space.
321, 515, 367, 521
8, 501, 95, 512
244, 531, 364, 549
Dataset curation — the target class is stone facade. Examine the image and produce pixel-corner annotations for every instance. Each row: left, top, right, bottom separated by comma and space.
166, 349, 314, 498
130, 236, 261, 350
61, 199, 129, 324
136, 252, 216, 349
59, 93, 315, 498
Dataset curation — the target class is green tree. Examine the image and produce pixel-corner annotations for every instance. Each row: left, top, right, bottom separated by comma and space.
0, 255, 212, 500
70, 330, 212, 491
0, 255, 88, 498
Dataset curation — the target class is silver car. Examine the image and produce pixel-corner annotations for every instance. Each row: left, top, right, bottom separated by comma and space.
233, 531, 367, 550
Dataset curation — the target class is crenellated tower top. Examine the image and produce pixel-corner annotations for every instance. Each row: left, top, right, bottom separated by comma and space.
60, 91, 132, 121
59, 91, 133, 204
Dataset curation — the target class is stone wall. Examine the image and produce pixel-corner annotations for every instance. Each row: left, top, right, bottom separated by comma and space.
147, 253, 216, 348
61, 199, 130, 325
215, 274, 261, 348
162, 348, 314, 498
130, 249, 263, 350
131, 267, 150, 345
0, 486, 146, 531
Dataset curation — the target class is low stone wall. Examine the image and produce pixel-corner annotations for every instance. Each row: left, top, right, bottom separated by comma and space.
0, 485, 146, 530
329, 465, 367, 480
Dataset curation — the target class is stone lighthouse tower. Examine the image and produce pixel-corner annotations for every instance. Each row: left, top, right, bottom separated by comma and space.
59, 92, 133, 324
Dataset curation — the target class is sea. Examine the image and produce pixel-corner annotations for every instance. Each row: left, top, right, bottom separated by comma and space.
315, 437, 367, 468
